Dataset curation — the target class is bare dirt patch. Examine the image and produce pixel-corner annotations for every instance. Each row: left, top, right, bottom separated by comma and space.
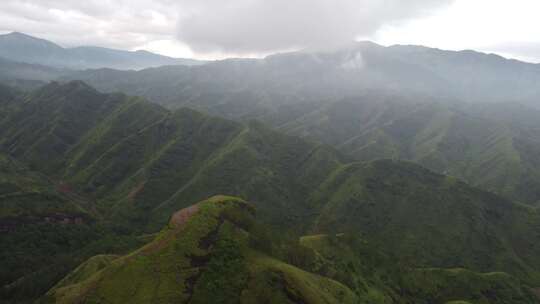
169, 204, 200, 229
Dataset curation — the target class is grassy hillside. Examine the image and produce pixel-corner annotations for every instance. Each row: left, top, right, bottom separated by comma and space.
0, 153, 94, 303
301, 234, 537, 303
0, 82, 347, 302
59, 46, 540, 206
44, 196, 538, 304
43, 196, 359, 304
0, 81, 344, 232
0, 81, 166, 174
278, 97, 540, 206
3, 82, 540, 302
309, 160, 540, 282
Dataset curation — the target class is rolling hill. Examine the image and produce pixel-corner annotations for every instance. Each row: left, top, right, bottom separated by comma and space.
3, 82, 540, 302
42, 196, 539, 304
279, 96, 540, 206
0, 81, 340, 231
57, 43, 540, 207
0, 152, 97, 302
42, 196, 360, 304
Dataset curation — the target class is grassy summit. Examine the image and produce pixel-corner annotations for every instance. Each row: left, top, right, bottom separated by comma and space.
44, 196, 537, 304
43, 196, 358, 304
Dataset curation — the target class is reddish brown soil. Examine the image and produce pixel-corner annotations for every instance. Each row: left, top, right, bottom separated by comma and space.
138, 204, 201, 255
170, 204, 200, 229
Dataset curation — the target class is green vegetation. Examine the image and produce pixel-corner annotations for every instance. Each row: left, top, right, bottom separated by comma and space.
2, 82, 540, 303
0, 152, 144, 303
45, 196, 538, 304
401, 268, 536, 303
300, 233, 538, 303
310, 160, 540, 283
279, 97, 540, 206
43, 196, 358, 304
62, 53, 540, 206
0, 81, 337, 233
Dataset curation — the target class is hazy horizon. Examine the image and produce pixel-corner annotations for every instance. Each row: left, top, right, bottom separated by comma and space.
1, 0, 539, 62
0, 30, 536, 65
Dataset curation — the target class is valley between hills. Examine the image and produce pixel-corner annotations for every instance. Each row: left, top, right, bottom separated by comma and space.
2, 32, 540, 304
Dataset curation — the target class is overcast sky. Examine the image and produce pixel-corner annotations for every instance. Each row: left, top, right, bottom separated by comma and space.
1, 0, 539, 62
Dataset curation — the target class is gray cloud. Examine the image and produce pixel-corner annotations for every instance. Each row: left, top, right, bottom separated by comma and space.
177, 0, 454, 54
0, 0, 453, 57
0, 0, 180, 50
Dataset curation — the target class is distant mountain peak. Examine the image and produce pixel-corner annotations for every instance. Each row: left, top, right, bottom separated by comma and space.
1, 31, 61, 45
0, 32, 205, 70
352, 40, 383, 48
5, 31, 34, 38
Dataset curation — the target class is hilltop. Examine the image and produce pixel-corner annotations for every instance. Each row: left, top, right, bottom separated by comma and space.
43, 196, 538, 304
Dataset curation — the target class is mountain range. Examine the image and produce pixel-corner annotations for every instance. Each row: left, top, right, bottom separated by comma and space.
3, 32, 540, 303
61, 41, 540, 110
56, 43, 540, 206
0, 32, 204, 70
2, 81, 540, 303
41, 196, 539, 304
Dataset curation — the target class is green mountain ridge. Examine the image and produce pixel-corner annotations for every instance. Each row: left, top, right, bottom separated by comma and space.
2, 82, 540, 303
43, 196, 539, 304
56, 44, 540, 207
42, 196, 361, 304
0, 81, 343, 232
61, 41, 540, 111
309, 160, 540, 281
279, 97, 540, 206
0, 152, 94, 302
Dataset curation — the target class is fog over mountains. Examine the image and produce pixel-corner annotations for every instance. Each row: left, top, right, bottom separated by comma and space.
0, 32, 204, 70
3, 32, 540, 109
3, 32, 540, 304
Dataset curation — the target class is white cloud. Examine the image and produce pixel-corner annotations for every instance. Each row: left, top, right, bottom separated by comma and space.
2, 0, 539, 62
374, 0, 540, 62
176, 0, 454, 55
0, 0, 453, 59
0, 0, 183, 52
135, 39, 194, 58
